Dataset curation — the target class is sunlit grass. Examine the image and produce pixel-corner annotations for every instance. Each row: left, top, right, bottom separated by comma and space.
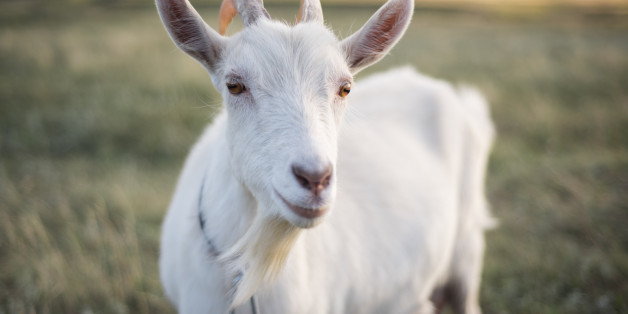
0, 158, 175, 313
0, 2, 626, 313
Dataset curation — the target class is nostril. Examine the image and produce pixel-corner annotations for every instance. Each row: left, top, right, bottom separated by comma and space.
293, 168, 311, 190
292, 163, 333, 193
321, 171, 332, 187
319, 167, 332, 187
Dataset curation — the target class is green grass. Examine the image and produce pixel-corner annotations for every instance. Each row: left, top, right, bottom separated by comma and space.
1, 2, 627, 313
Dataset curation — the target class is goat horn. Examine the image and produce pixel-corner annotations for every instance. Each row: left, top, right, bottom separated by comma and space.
297, 0, 323, 24
219, 0, 237, 35
219, 0, 270, 35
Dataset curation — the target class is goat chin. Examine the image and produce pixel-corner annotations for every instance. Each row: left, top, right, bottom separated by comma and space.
220, 213, 301, 308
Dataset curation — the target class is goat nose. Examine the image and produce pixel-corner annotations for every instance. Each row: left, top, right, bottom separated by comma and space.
292, 163, 333, 196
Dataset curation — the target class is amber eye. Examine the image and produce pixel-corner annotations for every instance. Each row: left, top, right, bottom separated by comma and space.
227, 82, 245, 95
339, 82, 351, 97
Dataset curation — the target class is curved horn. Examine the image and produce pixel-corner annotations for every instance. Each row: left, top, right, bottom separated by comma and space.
219, 0, 271, 35
297, 0, 323, 24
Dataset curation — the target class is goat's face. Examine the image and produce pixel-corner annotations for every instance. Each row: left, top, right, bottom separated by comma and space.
157, 0, 413, 229
157, 0, 414, 303
219, 22, 350, 228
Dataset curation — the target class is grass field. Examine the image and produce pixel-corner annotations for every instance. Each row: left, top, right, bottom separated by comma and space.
1, 1, 627, 313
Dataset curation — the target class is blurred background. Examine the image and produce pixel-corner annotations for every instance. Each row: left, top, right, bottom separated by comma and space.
1, 0, 626, 313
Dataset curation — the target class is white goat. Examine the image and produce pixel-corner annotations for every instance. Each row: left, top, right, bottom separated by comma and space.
156, 0, 495, 313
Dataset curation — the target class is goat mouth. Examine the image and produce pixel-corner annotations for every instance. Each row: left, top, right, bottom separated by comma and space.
275, 191, 328, 219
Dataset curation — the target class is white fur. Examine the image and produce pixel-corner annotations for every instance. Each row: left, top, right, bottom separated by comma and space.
157, 1, 494, 313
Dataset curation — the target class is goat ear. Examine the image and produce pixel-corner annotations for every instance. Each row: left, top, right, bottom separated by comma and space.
340, 0, 413, 74
156, 0, 226, 74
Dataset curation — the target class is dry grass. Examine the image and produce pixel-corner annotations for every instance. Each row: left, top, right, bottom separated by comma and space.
0, 2, 626, 313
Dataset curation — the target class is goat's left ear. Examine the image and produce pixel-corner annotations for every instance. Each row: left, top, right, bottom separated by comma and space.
156, 0, 227, 76
340, 0, 413, 74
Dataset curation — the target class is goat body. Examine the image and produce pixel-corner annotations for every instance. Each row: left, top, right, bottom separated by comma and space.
156, 0, 494, 313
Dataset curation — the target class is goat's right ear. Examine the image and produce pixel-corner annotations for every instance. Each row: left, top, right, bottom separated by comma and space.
156, 0, 226, 74
340, 0, 413, 74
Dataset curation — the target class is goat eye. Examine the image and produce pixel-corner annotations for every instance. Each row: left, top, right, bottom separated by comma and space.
227, 82, 245, 95
339, 82, 351, 98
